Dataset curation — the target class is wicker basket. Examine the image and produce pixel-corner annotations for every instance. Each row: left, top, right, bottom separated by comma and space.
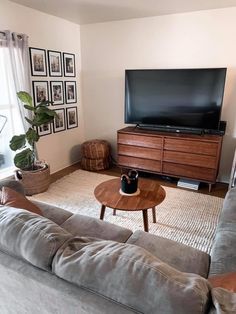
15, 164, 50, 196
81, 139, 110, 159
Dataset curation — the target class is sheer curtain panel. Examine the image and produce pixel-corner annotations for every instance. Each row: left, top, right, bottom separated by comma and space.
0, 30, 31, 177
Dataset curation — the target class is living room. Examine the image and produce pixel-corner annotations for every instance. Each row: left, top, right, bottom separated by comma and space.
0, 0, 236, 313
1, 0, 236, 182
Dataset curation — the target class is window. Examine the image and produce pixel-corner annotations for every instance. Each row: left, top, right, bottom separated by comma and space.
0, 47, 24, 178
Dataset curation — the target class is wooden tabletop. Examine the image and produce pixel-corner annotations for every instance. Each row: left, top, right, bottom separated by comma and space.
94, 178, 166, 211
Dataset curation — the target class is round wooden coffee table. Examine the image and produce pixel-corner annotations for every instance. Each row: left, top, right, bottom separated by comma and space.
94, 178, 166, 232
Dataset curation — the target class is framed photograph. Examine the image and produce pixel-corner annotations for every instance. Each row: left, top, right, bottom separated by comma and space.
50, 81, 64, 105
48, 50, 62, 77
32, 81, 49, 106
29, 47, 47, 76
37, 123, 52, 137
65, 81, 77, 104
66, 107, 78, 129
53, 108, 66, 133
63, 52, 75, 77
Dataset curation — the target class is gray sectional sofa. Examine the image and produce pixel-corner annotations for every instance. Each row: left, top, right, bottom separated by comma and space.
0, 179, 236, 314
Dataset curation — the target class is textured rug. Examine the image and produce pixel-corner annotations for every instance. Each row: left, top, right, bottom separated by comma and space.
30, 169, 224, 253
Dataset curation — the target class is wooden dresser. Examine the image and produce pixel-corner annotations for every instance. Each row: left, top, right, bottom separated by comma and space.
117, 127, 223, 191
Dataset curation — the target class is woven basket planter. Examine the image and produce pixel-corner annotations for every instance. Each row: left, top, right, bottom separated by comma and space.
81, 139, 110, 159
81, 157, 110, 171
15, 164, 50, 196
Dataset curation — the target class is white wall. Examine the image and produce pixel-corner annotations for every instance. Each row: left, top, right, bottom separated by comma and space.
81, 7, 236, 183
0, 0, 84, 173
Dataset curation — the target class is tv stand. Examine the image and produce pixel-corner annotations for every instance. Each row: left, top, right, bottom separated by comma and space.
117, 127, 223, 192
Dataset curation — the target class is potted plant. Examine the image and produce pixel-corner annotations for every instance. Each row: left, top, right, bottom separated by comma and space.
9, 91, 57, 195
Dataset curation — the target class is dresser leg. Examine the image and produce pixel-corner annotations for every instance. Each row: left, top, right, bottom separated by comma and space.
209, 184, 212, 193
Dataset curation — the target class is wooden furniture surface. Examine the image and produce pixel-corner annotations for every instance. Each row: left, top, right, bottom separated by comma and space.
117, 127, 223, 191
94, 178, 166, 232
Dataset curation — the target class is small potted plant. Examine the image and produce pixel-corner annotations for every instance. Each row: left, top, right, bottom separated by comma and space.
9, 91, 57, 195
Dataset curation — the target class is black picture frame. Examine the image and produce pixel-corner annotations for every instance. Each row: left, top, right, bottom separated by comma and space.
32, 81, 49, 106
65, 81, 77, 104
37, 123, 52, 137
29, 47, 47, 76
50, 81, 64, 105
66, 107, 78, 129
48, 50, 62, 77
53, 108, 66, 133
63, 52, 76, 77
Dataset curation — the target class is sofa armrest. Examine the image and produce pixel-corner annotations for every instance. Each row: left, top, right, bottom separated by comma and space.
0, 179, 25, 196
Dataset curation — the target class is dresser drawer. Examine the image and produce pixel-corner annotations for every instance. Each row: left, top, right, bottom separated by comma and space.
163, 162, 216, 182
163, 151, 217, 169
164, 138, 219, 156
118, 155, 161, 172
118, 133, 162, 149
118, 144, 161, 160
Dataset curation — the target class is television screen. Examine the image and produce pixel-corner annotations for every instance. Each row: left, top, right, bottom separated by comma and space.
125, 68, 227, 132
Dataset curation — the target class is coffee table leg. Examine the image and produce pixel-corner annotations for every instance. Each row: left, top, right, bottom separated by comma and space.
100, 204, 106, 220
152, 207, 157, 223
113, 209, 116, 216
142, 210, 149, 232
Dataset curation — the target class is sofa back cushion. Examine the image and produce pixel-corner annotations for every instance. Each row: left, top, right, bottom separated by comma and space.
0, 206, 72, 271
53, 237, 210, 314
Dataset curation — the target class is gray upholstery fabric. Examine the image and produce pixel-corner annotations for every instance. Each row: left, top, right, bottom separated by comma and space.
32, 200, 73, 225
209, 288, 236, 314
209, 188, 236, 276
0, 206, 72, 271
61, 213, 133, 242
0, 250, 135, 314
127, 230, 210, 278
0, 179, 25, 196
53, 237, 210, 314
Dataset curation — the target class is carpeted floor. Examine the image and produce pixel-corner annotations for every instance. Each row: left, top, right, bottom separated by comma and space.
30, 169, 224, 253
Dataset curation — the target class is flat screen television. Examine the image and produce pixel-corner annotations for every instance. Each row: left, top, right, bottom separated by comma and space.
125, 68, 227, 134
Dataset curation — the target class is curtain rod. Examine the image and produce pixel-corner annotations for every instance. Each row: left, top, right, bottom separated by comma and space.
0, 31, 28, 39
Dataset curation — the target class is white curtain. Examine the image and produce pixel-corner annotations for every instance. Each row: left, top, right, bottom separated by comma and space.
0, 30, 31, 131
0, 30, 31, 175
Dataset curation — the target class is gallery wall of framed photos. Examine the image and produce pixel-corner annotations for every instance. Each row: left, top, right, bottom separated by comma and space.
29, 47, 78, 137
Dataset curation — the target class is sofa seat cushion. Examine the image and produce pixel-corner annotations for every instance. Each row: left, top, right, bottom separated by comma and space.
0, 206, 72, 271
53, 237, 210, 314
60, 213, 133, 243
1, 187, 43, 216
127, 230, 210, 278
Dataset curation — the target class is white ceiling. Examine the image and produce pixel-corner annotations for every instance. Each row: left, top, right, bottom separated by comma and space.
9, 0, 236, 25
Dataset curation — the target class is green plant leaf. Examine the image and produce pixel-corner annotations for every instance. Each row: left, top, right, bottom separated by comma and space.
9, 134, 26, 151
24, 104, 35, 111
25, 117, 34, 125
32, 112, 55, 126
26, 128, 39, 146
17, 91, 32, 106
14, 148, 34, 169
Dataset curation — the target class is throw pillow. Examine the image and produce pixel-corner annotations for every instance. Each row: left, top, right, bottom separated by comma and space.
208, 273, 236, 292
1, 186, 42, 216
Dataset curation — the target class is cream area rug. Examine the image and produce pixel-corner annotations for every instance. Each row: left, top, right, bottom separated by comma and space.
30, 169, 223, 253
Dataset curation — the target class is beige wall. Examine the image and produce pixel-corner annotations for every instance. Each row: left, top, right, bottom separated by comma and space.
81, 7, 236, 183
0, 0, 84, 173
